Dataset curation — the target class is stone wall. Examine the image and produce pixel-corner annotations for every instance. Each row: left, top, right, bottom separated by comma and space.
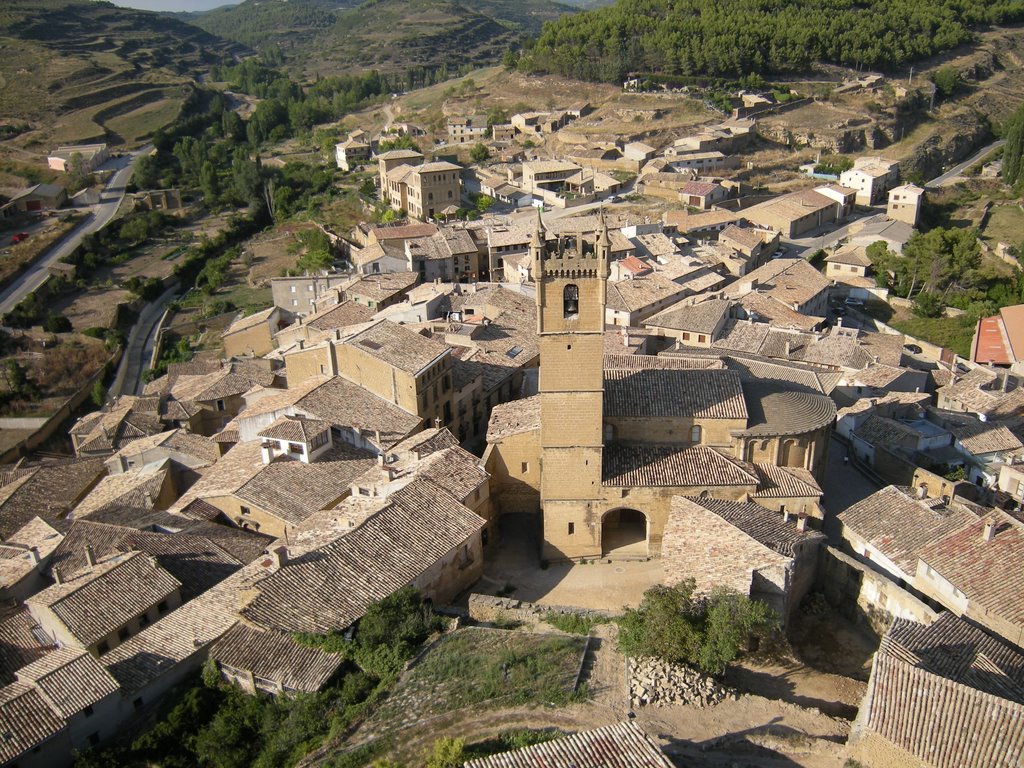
628, 656, 736, 708
467, 593, 613, 624
817, 547, 937, 637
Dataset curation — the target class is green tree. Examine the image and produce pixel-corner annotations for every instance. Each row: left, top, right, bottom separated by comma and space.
697, 588, 778, 674
90, 378, 106, 408
470, 143, 490, 163
474, 194, 495, 213
930, 66, 962, 100
617, 581, 703, 664
913, 290, 945, 317
133, 154, 160, 189
424, 738, 466, 768
119, 216, 150, 244
44, 313, 72, 333
295, 228, 334, 273
1003, 103, 1024, 189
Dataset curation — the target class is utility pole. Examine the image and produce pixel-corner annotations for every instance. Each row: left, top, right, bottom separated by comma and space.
908, 67, 914, 86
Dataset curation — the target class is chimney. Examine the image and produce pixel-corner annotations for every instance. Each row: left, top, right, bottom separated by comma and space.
297, 339, 305, 350
377, 453, 386, 466
916, 484, 927, 500
796, 515, 808, 532
53, 569, 63, 585
374, 429, 382, 445
1002, 372, 1010, 393
784, 341, 792, 357
272, 545, 288, 568
84, 545, 96, 568
983, 519, 997, 542
28, 547, 40, 565
783, 508, 791, 523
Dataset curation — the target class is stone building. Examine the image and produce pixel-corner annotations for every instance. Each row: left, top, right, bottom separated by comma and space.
484, 214, 835, 562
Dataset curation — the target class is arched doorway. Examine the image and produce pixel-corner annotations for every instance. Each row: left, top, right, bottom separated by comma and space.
601, 508, 648, 558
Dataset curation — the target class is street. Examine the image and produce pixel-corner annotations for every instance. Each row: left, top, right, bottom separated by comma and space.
107, 280, 180, 398
0, 145, 150, 317
926, 139, 1005, 188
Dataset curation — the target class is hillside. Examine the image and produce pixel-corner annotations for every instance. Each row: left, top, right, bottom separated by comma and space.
0, 0, 245, 186
522, 0, 1024, 81
193, 0, 575, 76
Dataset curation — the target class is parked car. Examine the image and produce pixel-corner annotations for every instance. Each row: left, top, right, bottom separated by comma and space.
904, 343, 923, 354
10, 232, 29, 244
843, 296, 865, 307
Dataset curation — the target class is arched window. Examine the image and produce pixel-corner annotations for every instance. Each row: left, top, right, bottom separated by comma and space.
563, 284, 579, 318
690, 425, 702, 444
428, 192, 434, 202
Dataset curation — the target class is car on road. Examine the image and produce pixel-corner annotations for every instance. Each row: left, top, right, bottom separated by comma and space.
843, 296, 865, 308
608, 194, 621, 203
10, 233, 29, 244
771, 249, 786, 259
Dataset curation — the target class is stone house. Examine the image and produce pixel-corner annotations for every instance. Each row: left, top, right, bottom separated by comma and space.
723, 258, 831, 318
662, 496, 824, 625
222, 306, 289, 359
825, 243, 872, 280
0, 517, 63, 603
643, 298, 732, 347
839, 157, 899, 206
47, 143, 109, 173
271, 273, 350, 315
887, 183, 924, 226
743, 186, 855, 238
678, 180, 729, 210
447, 115, 488, 145
334, 136, 372, 171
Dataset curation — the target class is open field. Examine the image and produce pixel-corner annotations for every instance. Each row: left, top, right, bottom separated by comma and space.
0, 215, 83, 289
102, 94, 184, 145
982, 203, 1024, 250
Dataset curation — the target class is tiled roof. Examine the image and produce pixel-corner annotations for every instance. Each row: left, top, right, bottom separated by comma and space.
602, 443, 757, 487
919, 514, 1024, 624
604, 369, 747, 419
169, 362, 277, 404
0, 458, 105, 538
947, 418, 1024, 455
169, 441, 267, 516
180, 520, 275, 564
721, 354, 835, 393
241, 479, 484, 634
0, 682, 64, 764
737, 292, 824, 331
345, 320, 449, 375
644, 298, 731, 334
720, 225, 765, 250
606, 273, 687, 314
27, 552, 181, 646
211, 623, 343, 693
724, 258, 830, 307
258, 414, 331, 444
70, 396, 164, 455
605, 353, 724, 370
304, 300, 374, 331
109, 428, 220, 466
235, 444, 378, 526
294, 377, 422, 449
48, 519, 134, 581
686, 497, 825, 556
853, 414, 929, 446
463, 721, 673, 768
223, 306, 277, 337
838, 486, 976, 576
0, 608, 50, 686
486, 396, 541, 441
883, 613, 1024, 700
16, 647, 118, 717
345, 271, 419, 303
116, 531, 242, 600
740, 380, 836, 436
72, 465, 168, 518
751, 463, 821, 498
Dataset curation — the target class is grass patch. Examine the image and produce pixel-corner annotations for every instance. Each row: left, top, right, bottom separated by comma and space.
888, 314, 976, 358
543, 612, 608, 635
982, 204, 1024, 248
104, 95, 184, 144
363, 628, 587, 741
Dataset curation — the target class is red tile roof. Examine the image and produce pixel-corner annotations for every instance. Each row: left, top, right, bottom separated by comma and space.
972, 315, 1011, 365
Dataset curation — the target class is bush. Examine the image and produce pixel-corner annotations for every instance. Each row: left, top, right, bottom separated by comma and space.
543, 612, 605, 635
44, 314, 72, 333
913, 291, 945, 318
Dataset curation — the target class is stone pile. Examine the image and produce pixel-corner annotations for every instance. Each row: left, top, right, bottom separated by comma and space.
628, 656, 736, 708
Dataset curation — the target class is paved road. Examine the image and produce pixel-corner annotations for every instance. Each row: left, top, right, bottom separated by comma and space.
782, 210, 883, 256
820, 435, 882, 546
0, 146, 151, 317
108, 280, 179, 399
926, 139, 1005, 188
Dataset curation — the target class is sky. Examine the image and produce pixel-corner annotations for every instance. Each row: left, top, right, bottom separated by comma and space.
106, 0, 243, 12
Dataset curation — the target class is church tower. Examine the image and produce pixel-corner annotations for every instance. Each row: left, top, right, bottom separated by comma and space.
534, 211, 610, 560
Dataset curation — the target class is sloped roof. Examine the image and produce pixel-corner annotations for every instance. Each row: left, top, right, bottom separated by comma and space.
16, 647, 118, 718
345, 320, 449, 375
686, 496, 825, 557
645, 298, 731, 334
741, 379, 836, 436
0, 682, 64, 764
486, 395, 541, 441
604, 368, 747, 420
602, 443, 757, 488
211, 623, 343, 693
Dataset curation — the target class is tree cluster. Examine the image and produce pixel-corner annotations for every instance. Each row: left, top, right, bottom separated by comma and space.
520, 0, 1024, 82
1003, 102, 1024, 190
617, 580, 778, 675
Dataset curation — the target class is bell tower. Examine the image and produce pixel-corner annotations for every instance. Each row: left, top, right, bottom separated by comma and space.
534, 211, 610, 560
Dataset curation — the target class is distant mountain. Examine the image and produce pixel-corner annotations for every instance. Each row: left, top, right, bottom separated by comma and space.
192, 0, 577, 75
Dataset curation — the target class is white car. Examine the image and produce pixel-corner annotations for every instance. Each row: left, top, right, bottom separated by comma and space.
843, 297, 865, 308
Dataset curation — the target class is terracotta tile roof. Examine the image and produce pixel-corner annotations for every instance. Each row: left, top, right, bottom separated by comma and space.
109, 428, 220, 466
606, 273, 688, 314
883, 613, 1024, 700
751, 463, 822, 498
48, 520, 135, 581
602, 443, 757, 487
826, 243, 872, 266
241, 478, 484, 634
618, 255, 652, 275
0, 458, 106, 538
211, 624, 343, 693
72, 465, 169, 518
345, 320, 449, 375
116, 531, 242, 600
720, 224, 765, 250
0, 517, 63, 588
0, 682, 64, 763
0, 608, 50, 686
686, 497, 825, 557
102, 556, 277, 693
919, 514, 1024, 624
170, 441, 267, 516
16, 647, 118, 717
604, 368, 747, 419
740, 380, 836, 436
235, 444, 378, 526
223, 306, 278, 337
463, 721, 673, 768
945, 416, 1024, 455
838, 486, 977, 576
70, 396, 164, 455
737, 293, 824, 332
304, 300, 374, 331
169, 362, 276, 404
645, 298, 731, 334
27, 552, 181, 646
257, 414, 331, 444
345, 271, 419, 303
605, 353, 724, 370
724, 258, 830, 308
721, 354, 836, 393
853, 414, 930, 446
486, 395, 541, 441
180, 520, 274, 563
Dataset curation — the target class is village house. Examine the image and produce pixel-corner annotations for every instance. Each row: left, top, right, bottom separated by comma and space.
971, 305, 1024, 369
0, 457, 106, 538
839, 156, 900, 206
663, 496, 825, 626
0, 517, 63, 603
70, 396, 165, 457
848, 217, 914, 254
378, 149, 463, 219
447, 115, 488, 144
490, 123, 516, 142
221, 306, 290, 359
47, 143, 109, 173
852, 613, 1024, 768
1, 183, 67, 215
723, 257, 831, 318
887, 182, 925, 226
936, 366, 1024, 418
643, 298, 732, 347
743, 186, 856, 237
825, 243, 873, 282
334, 136, 372, 171
270, 273, 350, 315
666, 150, 732, 175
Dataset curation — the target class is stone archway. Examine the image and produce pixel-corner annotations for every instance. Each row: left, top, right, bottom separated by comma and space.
601, 508, 648, 558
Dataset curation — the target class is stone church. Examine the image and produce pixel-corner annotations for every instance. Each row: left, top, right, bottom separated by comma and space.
484, 214, 836, 562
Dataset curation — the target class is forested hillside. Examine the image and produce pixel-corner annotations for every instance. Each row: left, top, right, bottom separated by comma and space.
521, 0, 1024, 81
194, 0, 357, 51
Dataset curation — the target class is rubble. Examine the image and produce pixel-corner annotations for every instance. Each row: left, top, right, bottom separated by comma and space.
628, 656, 736, 708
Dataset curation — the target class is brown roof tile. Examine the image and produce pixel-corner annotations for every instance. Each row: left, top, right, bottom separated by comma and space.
16, 647, 118, 717
602, 443, 757, 488
687, 496, 825, 556
604, 369, 747, 420
211, 624, 343, 693
344, 320, 449, 375
0, 682, 64, 763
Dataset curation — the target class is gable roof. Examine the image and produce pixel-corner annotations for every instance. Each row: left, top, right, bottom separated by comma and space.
344, 320, 449, 375
603, 368, 747, 420
16, 647, 118, 718
645, 298, 731, 334
685, 496, 825, 556
241, 479, 483, 634
0, 682, 64, 763
603, 443, 757, 488
210, 623, 343, 693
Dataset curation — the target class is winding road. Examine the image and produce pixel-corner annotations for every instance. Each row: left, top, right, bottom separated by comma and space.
0, 145, 151, 317
926, 139, 1005, 188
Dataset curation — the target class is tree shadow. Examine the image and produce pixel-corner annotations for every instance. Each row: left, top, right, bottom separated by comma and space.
660, 718, 834, 767
724, 665, 860, 719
